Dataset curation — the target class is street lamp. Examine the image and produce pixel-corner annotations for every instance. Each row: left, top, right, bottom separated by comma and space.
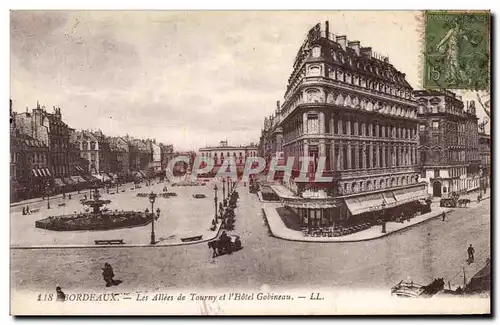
381, 201, 387, 233
213, 184, 218, 224
222, 178, 226, 205
45, 181, 51, 209
148, 191, 157, 245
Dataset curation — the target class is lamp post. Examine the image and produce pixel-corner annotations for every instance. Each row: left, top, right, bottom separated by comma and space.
381, 201, 387, 233
213, 184, 218, 223
148, 191, 157, 245
222, 178, 226, 205
45, 181, 51, 209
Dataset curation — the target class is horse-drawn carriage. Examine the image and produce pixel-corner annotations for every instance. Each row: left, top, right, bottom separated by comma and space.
391, 278, 445, 298
208, 234, 242, 257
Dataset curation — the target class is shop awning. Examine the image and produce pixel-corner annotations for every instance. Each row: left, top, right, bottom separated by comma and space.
383, 191, 397, 205
71, 175, 86, 183
74, 165, 85, 172
345, 193, 385, 215
11, 181, 25, 191
54, 178, 66, 187
32, 168, 51, 178
394, 186, 429, 204
63, 177, 76, 185
92, 174, 104, 181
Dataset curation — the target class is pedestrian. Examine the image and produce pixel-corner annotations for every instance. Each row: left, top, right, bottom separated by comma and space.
467, 244, 475, 263
26, 205, 30, 215
22, 207, 26, 215
63, 192, 66, 199
442, 212, 446, 221
102, 263, 121, 287
56, 286, 66, 302
68, 194, 72, 200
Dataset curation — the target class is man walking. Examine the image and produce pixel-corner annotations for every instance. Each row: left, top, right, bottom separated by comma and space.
442, 212, 446, 221
467, 244, 475, 263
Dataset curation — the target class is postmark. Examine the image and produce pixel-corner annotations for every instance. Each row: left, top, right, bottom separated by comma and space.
423, 11, 490, 90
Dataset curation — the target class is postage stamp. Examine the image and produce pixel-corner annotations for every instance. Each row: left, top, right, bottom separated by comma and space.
423, 11, 490, 90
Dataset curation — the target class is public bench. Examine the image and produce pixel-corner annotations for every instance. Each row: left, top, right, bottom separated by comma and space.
94, 239, 124, 245
30, 209, 40, 213
180, 235, 203, 242
58, 203, 66, 207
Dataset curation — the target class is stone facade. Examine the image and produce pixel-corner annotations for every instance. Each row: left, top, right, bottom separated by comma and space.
414, 89, 481, 197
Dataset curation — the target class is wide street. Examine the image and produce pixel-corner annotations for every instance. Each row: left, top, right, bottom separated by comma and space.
11, 182, 490, 293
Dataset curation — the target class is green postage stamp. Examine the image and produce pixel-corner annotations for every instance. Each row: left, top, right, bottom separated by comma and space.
424, 11, 490, 90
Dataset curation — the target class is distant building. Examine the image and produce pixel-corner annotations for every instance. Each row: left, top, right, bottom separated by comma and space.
478, 130, 490, 191
14, 103, 72, 178
108, 137, 130, 177
10, 129, 50, 200
74, 130, 111, 175
160, 143, 174, 172
414, 89, 481, 197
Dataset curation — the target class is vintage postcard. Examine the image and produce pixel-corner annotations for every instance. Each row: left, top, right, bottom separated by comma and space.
10, 10, 491, 315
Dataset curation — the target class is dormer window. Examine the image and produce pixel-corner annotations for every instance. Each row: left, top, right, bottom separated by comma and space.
331, 50, 337, 61
311, 46, 321, 58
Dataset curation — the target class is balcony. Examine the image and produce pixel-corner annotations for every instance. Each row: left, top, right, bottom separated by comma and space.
336, 166, 419, 179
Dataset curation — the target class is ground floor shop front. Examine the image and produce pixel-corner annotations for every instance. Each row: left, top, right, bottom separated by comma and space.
280, 182, 431, 237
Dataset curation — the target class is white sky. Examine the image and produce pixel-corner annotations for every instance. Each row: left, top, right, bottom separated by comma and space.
10, 11, 490, 151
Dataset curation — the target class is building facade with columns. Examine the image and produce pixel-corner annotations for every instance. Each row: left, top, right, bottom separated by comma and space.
198, 141, 259, 176
414, 90, 481, 197
272, 22, 427, 228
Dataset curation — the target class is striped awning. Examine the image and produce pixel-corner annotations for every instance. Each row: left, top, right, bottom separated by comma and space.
74, 165, 85, 172
32, 168, 51, 178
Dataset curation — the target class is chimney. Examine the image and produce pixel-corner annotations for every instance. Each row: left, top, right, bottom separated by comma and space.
383, 57, 390, 63
361, 47, 372, 58
336, 35, 347, 50
276, 100, 281, 113
348, 41, 361, 56
325, 21, 329, 38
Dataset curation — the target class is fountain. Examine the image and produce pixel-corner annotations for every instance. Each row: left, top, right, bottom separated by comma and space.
35, 187, 155, 231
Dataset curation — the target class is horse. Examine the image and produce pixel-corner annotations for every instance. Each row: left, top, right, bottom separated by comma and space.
207, 238, 231, 258
422, 278, 445, 296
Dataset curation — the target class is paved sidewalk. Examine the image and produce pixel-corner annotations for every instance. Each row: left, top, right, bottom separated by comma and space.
10, 182, 141, 208
11, 180, 226, 249
11, 222, 223, 250
262, 202, 452, 243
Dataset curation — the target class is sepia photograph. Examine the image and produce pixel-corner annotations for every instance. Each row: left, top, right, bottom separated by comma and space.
9, 10, 491, 315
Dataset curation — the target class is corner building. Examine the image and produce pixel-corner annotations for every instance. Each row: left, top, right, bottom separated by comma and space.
278, 22, 427, 226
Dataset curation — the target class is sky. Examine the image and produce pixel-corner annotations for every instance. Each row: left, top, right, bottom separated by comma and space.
10, 11, 490, 151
